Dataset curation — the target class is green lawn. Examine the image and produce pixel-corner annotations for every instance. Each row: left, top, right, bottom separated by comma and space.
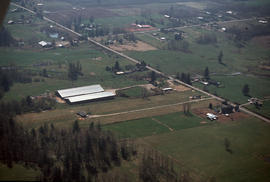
103, 117, 170, 138
0, 163, 40, 181
103, 112, 208, 138
117, 86, 145, 98
142, 118, 270, 182
155, 112, 207, 130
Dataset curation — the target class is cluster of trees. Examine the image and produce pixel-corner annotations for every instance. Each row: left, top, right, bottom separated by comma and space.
0, 112, 136, 182
86, 26, 110, 37
0, 68, 32, 98
123, 33, 137, 42
167, 40, 189, 52
242, 84, 250, 96
196, 33, 217, 45
0, 96, 56, 116
139, 150, 192, 182
68, 61, 83, 81
0, 27, 15, 47
106, 61, 122, 72
227, 23, 270, 44
176, 72, 191, 85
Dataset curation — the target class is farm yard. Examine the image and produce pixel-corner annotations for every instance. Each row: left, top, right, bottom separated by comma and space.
1, 0, 270, 181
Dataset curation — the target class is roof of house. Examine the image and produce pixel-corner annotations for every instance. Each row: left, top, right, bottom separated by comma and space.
57, 84, 104, 98
67, 92, 116, 103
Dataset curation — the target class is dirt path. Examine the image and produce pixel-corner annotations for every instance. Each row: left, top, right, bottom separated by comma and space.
88, 97, 212, 119
151, 118, 174, 132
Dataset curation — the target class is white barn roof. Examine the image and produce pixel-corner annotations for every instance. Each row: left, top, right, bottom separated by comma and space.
57, 84, 104, 98
67, 92, 116, 103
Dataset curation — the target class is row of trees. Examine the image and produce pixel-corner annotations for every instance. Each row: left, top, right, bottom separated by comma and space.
139, 150, 192, 182
167, 40, 189, 52
176, 72, 191, 85
0, 26, 16, 47
68, 61, 83, 81
0, 68, 32, 99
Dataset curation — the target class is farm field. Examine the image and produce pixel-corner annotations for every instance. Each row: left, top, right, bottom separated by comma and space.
16, 90, 211, 128
136, 117, 270, 182
193, 75, 270, 104
103, 112, 207, 138
1, 0, 270, 181
0, 42, 149, 101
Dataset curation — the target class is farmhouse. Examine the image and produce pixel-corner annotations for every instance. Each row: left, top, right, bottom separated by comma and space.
56, 84, 116, 104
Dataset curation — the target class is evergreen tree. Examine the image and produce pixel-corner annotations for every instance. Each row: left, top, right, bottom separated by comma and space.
218, 50, 223, 64
150, 71, 156, 84
242, 84, 250, 96
204, 67, 210, 80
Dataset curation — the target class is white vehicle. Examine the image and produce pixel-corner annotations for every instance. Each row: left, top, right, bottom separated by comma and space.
206, 113, 218, 120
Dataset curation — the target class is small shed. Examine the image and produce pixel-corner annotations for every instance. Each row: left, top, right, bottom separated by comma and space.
77, 111, 87, 118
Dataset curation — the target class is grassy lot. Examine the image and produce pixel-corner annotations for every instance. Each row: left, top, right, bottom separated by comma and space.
103, 117, 170, 138
140, 117, 270, 182
4, 6, 52, 43
0, 43, 149, 101
117, 86, 145, 98
0, 163, 40, 181
103, 112, 207, 138
130, 27, 270, 76
16, 91, 212, 129
194, 75, 270, 104
245, 100, 270, 119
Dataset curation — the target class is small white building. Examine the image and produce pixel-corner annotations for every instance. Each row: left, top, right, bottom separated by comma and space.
116, 71, 125, 75
8, 20, 14, 24
258, 20, 268, 24
206, 113, 218, 120
164, 15, 170, 18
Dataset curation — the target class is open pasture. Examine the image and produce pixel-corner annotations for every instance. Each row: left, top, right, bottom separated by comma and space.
138, 117, 270, 182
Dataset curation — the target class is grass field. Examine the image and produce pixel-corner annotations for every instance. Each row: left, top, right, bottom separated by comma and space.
0, 42, 149, 101
103, 112, 207, 138
0, 163, 40, 181
194, 75, 270, 104
16, 90, 206, 128
139, 118, 270, 182
117, 86, 145, 98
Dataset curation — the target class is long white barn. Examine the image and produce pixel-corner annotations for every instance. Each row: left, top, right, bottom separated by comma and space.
56, 84, 115, 103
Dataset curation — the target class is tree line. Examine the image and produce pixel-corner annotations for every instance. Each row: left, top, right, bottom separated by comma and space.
0, 111, 136, 181
0, 26, 16, 47
0, 68, 32, 99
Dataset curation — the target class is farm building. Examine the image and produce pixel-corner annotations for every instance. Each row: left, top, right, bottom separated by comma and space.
56, 84, 116, 103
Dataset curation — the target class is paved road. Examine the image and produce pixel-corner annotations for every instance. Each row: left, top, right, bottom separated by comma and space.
11, 2, 270, 124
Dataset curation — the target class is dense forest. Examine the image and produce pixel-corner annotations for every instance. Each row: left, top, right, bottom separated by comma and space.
0, 111, 137, 181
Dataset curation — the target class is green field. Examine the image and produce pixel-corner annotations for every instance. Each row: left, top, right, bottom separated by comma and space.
117, 86, 145, 98
140, 118, 270, 182
194, 75, 270, 104
103, 117, 170, 138
103, 112, 206, 138
0, 43, 149, 101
